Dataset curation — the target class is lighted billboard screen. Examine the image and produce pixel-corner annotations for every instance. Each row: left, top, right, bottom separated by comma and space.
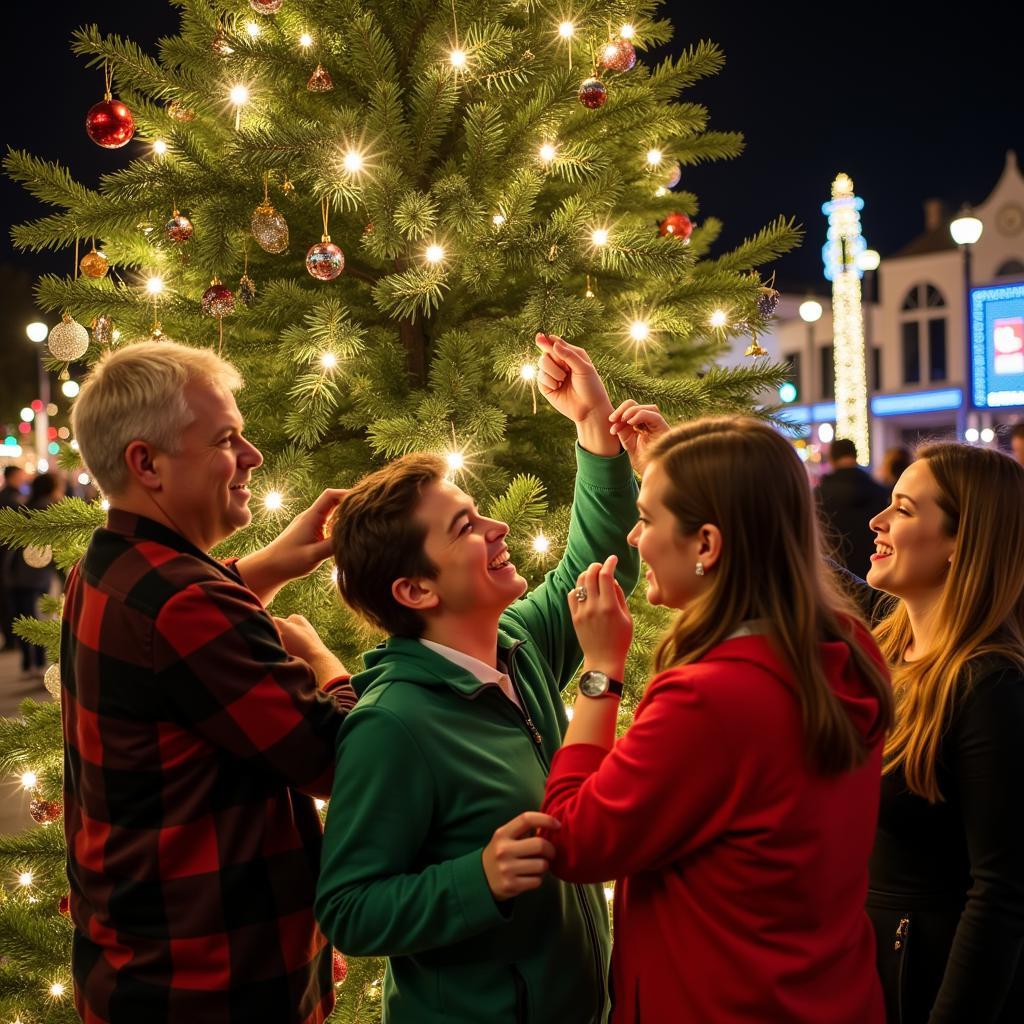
971, 283, 1024, 408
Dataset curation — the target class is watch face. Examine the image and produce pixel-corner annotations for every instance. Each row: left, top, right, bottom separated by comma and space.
579, 671, 609, 697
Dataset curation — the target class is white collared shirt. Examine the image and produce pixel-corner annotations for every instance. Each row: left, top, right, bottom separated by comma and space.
419, 638, 523, 710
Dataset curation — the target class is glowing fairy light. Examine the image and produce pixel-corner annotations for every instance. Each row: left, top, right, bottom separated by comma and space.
245, 21, 261, 38
229, 84, 250, 106
449, 48, 467, 69
620, 24, 636, 38
655, 186, 667, 197
320, 352, 338, 370
18, 871, 33, 888
565, 706, 574, 720
152, 139, 168, 156
558, 21, 575, 38
264, 491, 283, 511
342, 150, 364, 173
532, 534, 551, 554
145, 276, 165, 296
709, 309, 728, 328
49, 982, 66, 999
629, 320, 650, 342
646, 148, 663, 166
101, 499, 110, 511
538, 142, 557, 163
445, 451, 465, 473
520, 363, 537, 382
299, 32, 313, 48
492, 213, 506, 226
604, 886, 615, 902
591, 228, 609, 247
315, 799, 326, 811
20, 771, 38, 791
425, 244, 445, 264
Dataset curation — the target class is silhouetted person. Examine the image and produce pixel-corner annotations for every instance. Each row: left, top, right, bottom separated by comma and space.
0, 465, 27, 651
878, 446, 913, 490
815, 439, 890, 579
1010, 423, 1024, 467
6, 471, 64, 676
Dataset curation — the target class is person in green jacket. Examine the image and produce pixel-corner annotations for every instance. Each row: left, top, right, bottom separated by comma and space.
314, 335, 646, 1023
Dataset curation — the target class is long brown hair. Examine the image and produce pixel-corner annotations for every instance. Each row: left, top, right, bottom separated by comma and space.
649, 418, 893, 774
875, 443, 1024, 801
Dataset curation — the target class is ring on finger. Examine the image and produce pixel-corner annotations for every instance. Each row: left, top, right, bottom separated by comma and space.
574, 585, 588, 603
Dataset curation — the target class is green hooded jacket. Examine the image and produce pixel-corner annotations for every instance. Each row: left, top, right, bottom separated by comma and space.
315, 446, 639, 1023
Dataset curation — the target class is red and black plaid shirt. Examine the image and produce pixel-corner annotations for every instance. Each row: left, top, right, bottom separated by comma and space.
60, 510, 354, 1024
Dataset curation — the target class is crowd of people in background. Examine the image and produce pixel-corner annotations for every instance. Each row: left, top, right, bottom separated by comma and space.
0, 464, 96, 678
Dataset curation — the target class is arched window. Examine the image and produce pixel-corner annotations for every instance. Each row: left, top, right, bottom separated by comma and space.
900, 283, 947, 384
996, 259, 1024, 278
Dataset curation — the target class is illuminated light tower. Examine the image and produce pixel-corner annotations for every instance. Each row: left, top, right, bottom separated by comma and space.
822, 173, 871, 466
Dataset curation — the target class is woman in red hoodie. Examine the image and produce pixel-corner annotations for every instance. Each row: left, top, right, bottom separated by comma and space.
543, 414, 893, 1023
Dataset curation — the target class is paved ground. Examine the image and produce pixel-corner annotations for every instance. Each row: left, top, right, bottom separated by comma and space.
0, 647, 55, 837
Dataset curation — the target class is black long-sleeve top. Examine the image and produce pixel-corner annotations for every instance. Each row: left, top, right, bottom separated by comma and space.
871, 657, 1024, 1021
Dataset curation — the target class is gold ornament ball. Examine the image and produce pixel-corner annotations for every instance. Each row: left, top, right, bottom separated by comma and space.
44, 664, 62, 699
48, 315, 90, 361
80, 248, 109, 279
23, 545, 53, 569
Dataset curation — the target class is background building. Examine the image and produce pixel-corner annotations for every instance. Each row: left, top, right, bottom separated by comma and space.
726, 151, 1024, 471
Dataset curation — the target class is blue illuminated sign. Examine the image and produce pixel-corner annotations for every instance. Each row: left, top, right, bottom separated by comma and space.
776, 402, 836, 426
870, 389, 963, 417
970, 283, 1024, 408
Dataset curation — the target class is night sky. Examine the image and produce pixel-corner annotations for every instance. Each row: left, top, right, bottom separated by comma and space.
1, 0, 1021, 414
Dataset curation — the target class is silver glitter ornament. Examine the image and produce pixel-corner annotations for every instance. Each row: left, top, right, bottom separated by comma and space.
23, 545, 53, 569
44, 663, 62, 699
251, 202, 289, 254
48, 315, 90, 361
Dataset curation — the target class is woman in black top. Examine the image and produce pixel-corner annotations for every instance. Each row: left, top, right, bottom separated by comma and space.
862, 443, 1024, 1023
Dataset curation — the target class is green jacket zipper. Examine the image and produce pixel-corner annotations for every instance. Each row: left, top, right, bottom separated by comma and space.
506, 644, 607, 1024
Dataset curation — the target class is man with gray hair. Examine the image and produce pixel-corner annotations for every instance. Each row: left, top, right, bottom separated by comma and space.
63, 341, 353, 1023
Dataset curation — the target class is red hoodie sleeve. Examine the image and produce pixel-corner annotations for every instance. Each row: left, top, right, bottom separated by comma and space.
543, 667, 740, 883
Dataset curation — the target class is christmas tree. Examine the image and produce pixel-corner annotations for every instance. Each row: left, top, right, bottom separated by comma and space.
0, 1, 798, 1020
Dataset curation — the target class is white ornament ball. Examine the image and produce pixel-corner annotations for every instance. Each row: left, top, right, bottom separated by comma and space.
23, 545, 53, 569
44, 664, 62, 699
48, 315, 90, 361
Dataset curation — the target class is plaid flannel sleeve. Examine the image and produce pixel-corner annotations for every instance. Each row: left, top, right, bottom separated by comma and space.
152, 576, 346, 798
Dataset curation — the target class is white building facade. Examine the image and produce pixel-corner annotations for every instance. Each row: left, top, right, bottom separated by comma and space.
732, 151, 1024, 470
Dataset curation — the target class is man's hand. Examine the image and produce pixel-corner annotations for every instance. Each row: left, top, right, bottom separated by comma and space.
608, 400, 672, 475
535, 334, 619, 456
274, 613, 348, 686
237, 488, 348, 605
481, 811, 561, 901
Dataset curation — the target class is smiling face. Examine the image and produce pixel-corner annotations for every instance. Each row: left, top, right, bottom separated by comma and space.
412, 478, 528, 619
627, 460, 711, 610
866, 459, 956, 601
153, 380, 264, 551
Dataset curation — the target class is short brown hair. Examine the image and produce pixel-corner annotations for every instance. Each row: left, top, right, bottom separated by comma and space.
332, 454, 445, 637
1010, 423, 1024, 443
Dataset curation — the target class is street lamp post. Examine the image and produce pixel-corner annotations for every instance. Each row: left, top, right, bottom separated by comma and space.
950, 206, 983, 440
799, 299, 824, 408
25, 322, 50, 470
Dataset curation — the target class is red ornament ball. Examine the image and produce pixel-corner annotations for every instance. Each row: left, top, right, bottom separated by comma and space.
164, 212, 194, 244
307, 64, 334, 93
86, 98, 136, 149
578, 77, 608, 109
201, 282, 236, 317
332, 950, 348, 986
59, 892, 71, 916
306, 239, 345, 281
30, 798, 62, 824
601, 38, 637, 73
658, 211, 693, 241
250, 0, 284, 11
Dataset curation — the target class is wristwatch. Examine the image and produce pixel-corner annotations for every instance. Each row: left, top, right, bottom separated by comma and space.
578, 670, 624, 699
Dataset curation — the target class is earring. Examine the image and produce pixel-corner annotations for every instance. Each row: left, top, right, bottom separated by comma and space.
695, 561, 705, 576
